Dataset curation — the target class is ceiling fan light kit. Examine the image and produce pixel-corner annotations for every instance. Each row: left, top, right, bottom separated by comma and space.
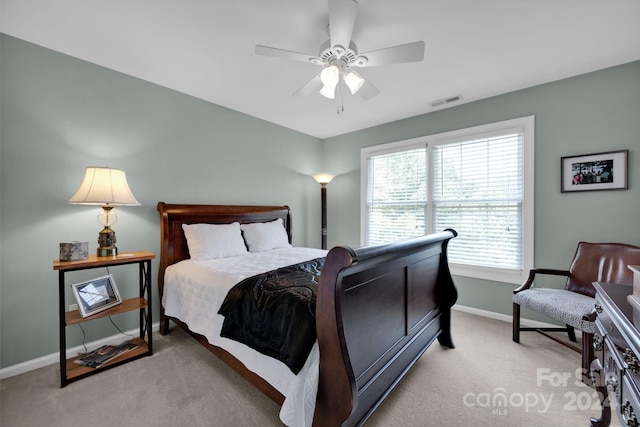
255, 0, 425, 110
318, 62, 365, 99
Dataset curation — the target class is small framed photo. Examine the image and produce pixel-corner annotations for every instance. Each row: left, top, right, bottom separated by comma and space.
72, 274, 122, 318
561, 150, 628, 193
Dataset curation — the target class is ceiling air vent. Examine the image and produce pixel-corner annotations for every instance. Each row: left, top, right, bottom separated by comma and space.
430, 95, 463, 108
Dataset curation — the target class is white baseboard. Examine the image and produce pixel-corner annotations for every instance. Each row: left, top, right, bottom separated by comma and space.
0, 322, 160, 380
452, 304, 582, 336
1, 307, 573, 380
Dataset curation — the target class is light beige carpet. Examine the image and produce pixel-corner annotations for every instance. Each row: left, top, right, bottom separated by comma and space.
1, 311, 619, 426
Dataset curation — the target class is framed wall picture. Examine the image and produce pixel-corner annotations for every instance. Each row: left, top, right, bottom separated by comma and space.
561, 150, 628, 192
72, 274, 122, 317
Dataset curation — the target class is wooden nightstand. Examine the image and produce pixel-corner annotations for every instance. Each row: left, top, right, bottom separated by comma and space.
53, 251, 155, 387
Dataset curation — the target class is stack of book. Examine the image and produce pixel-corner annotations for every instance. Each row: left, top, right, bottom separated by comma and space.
75, 342, 137, 368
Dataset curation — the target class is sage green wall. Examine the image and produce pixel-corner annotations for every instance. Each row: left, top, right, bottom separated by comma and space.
322, 60, 640, 322
2, 32, 639, 370
0, 35, 323, 368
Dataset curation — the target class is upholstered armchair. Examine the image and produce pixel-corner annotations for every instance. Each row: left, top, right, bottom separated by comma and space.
513, 242, 640, 378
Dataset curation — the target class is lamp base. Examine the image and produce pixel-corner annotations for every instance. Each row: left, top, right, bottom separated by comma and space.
97, 227, 118, 257
97, 246, 118, 257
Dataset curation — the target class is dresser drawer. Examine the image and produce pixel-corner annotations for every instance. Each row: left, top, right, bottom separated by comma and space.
603, 336, 624, 408
592, 282, 640, 427
595, 296, 617, 338
596, 296, 640, 387
622, 375, 640, 427
595, 295, 622, 362
625, 347, 640, 389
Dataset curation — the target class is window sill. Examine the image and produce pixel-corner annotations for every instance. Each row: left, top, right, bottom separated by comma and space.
450, 263, 527, 285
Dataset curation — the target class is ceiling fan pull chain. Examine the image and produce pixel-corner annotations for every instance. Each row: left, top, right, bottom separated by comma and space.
336, 80, 342, 114
338, 80, 344, 115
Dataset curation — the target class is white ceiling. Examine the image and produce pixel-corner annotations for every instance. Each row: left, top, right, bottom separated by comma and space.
2, 0, 640, 139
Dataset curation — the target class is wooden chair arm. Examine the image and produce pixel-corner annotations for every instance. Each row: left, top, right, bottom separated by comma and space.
513, 268, 570, 294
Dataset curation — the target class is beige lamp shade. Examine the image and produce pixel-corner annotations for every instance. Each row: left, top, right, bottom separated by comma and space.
69, 167, 140, 206
312, 173, 335, 185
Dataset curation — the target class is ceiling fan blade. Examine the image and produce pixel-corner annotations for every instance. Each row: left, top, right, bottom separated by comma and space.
292, 74, 323, 97
255, 45, 322, 64
355, 41, 425, 67
329, 0, 359, 51
357, 79, 380, 101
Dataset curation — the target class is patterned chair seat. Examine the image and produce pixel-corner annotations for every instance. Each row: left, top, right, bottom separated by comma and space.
512, 288, 595, 334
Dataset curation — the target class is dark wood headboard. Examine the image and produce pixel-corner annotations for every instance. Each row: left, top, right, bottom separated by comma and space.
156, 202, 292, 304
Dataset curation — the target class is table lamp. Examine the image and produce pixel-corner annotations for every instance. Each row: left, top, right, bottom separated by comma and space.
69, 166, 140, 256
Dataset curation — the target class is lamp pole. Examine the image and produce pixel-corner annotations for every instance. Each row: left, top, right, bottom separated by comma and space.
320, 183, 328, 250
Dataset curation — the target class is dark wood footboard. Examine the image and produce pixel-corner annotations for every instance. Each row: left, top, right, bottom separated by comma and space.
314, 230, 458, 427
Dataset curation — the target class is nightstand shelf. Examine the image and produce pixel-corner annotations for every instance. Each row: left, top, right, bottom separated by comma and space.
65, 297, 147, 326
65, 337, 149, 382
54, 251, 155, 387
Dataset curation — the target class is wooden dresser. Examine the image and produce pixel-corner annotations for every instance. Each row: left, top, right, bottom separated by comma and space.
591, 280, 640, 426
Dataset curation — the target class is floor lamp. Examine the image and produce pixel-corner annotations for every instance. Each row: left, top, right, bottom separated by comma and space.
313, 173, 335, 250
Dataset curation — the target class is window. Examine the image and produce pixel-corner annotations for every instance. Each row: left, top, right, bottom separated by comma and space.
361, 117, 534, 284
365, 144, 427, 245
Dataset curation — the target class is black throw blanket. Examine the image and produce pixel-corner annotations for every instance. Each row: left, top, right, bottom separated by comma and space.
218, 257, 324, 374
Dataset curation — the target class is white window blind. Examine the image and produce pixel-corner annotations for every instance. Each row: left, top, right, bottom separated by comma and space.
432, 133, 523, 269
366, 146, 427, 245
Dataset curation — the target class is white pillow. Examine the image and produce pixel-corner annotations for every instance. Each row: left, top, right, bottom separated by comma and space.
240, 218, 291, 252
182, 222, 248, 260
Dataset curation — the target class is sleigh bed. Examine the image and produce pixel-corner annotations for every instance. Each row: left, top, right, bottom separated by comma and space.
157, 202, 458, 427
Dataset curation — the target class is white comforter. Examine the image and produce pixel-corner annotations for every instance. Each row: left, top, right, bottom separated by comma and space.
162, 247, 327, 427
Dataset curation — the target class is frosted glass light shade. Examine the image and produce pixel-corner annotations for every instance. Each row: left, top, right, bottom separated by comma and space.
344, 71, 365, 95
69, 167, 140, 206
319, 65, 340, 99
320, 65, 340, 86
319, 84, 337, 99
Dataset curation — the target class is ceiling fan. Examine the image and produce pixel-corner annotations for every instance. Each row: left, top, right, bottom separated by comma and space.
255, 0, 425, 106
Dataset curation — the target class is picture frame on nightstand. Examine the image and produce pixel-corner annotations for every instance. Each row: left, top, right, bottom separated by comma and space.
71, 274, 122, 318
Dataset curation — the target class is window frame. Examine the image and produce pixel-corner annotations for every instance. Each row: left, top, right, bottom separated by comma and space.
361, 116, 535, 284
